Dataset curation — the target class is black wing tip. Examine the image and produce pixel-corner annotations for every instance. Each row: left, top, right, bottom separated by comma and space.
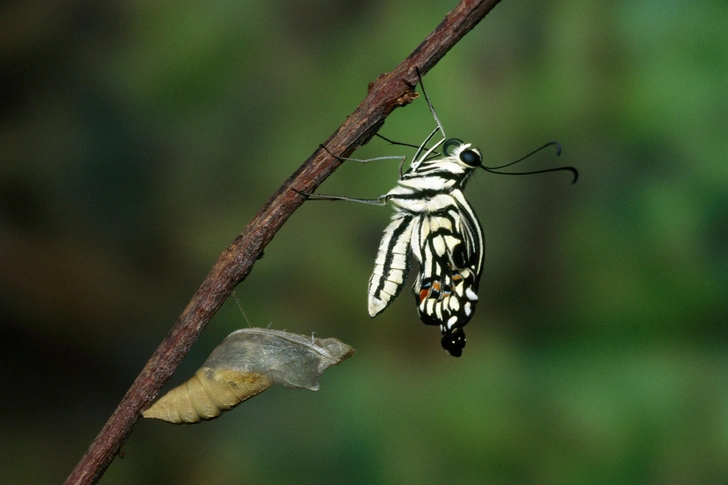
441, 329, 466, 357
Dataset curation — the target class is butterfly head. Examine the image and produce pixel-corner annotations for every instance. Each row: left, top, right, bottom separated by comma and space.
443, 138, 483, 170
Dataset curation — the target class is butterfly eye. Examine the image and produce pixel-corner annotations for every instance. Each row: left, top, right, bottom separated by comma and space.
443, 138, 464, 156
459, 148, 481, 167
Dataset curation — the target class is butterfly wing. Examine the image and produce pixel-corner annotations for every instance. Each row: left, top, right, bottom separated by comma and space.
412, 190, 484, 356
368, 213, 416, 317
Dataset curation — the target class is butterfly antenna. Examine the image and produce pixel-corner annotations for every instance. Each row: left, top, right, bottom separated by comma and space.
483, 141, 579, 184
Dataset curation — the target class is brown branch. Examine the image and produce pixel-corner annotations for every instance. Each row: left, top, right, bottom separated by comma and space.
64, 1, 501, 483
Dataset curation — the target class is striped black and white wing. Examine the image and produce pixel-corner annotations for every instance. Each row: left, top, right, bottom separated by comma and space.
412, 189, 484, 357
368, 213, 417, 317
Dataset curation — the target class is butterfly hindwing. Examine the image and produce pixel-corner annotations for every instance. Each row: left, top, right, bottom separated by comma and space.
411, 190, 483, 356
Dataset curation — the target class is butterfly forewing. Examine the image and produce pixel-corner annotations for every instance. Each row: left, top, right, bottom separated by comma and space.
368, 214, 416, 317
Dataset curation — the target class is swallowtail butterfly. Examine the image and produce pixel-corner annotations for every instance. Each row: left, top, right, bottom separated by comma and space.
302, 70, 577, 357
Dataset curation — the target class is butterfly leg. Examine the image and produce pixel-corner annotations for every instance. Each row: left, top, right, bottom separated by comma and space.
292, 187, 390, 207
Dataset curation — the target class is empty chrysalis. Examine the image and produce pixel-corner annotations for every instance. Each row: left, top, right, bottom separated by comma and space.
142, 328, 355, 424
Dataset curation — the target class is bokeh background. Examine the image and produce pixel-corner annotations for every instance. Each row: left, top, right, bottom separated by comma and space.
2, 1, 727, 484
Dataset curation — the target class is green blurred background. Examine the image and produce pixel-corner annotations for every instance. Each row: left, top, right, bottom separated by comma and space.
2, 1, 727, 483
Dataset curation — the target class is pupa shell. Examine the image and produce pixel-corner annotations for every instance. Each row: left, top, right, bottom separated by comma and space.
142, 328, 355, 424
